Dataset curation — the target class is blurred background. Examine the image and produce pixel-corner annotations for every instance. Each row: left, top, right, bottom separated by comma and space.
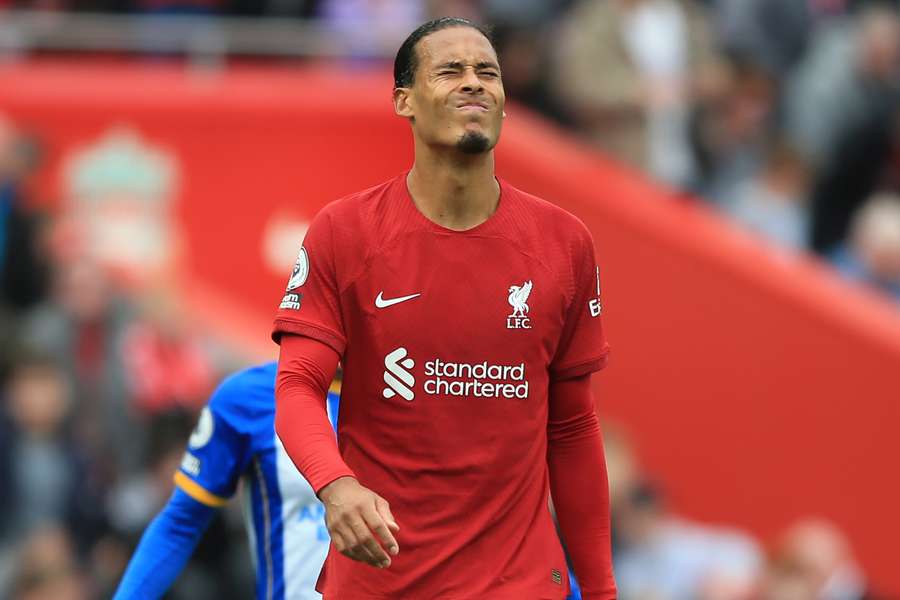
1, 1, 900, 599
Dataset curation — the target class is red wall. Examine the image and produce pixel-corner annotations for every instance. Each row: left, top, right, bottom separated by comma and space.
3, 61, 900, 593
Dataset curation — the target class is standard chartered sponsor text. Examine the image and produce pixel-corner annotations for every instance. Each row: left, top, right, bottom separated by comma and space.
423, 358, 529, 399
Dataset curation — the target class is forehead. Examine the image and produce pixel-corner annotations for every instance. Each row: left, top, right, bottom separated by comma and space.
417, 27, 498, 69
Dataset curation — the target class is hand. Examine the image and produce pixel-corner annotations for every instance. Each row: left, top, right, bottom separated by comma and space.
319, 476, 400, 569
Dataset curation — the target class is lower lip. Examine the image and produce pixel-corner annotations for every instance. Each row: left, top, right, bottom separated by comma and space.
458, 105, 488, 112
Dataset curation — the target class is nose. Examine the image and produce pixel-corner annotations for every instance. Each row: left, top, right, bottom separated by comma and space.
460, 68, 484, 94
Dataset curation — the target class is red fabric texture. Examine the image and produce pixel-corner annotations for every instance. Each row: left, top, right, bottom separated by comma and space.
274, 333, 354, 493
548, 375, 617, 599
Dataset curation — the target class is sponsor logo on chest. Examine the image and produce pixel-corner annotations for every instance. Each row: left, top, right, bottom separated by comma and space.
382, 347, 529, 402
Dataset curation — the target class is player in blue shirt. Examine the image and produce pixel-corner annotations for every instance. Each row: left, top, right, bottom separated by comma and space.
113, 362, 340, 600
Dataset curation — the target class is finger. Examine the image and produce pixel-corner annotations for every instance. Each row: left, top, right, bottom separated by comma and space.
334, 525, 373, 564
329, 528, 349, 554
366, 501, 400, 556
346, 547, 369, 563
348, 517, 391, 568
375, 497, 400, 533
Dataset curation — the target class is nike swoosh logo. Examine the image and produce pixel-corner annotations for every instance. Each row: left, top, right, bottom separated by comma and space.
375, 291, 421, 309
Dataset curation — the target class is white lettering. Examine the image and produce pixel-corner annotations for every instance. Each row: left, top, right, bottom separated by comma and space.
180, 452, 201, 477
409, 355, 532, 400
506, 316, 532, 329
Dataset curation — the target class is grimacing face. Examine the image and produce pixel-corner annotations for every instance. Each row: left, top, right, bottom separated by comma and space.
394, 26, 505, 154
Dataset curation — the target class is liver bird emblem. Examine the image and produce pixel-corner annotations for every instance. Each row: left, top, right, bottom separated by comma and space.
508, 280, 533, 318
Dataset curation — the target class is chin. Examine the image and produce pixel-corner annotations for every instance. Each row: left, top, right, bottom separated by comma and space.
456, 131, 492, 154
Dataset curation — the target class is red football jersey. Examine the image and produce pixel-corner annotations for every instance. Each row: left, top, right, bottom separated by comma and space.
273, 173, 609, 599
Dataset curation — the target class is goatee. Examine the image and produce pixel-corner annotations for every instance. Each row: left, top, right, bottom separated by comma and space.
457, 131, 491, 154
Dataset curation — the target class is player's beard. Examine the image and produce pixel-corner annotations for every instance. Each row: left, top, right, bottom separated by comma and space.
456, 130, 491, 154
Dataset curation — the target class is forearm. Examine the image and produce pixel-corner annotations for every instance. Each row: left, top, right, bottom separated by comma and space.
275, 333, 355, 493
113, 489, 216, 600
547, 376, 616, 600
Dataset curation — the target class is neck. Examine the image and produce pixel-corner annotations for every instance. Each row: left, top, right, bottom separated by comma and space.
407, 142, 500, 231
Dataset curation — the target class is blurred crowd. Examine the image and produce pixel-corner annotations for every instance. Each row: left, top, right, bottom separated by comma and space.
3, 0, 899, 301
1, 1, 899, 599
0, 117, 248, 598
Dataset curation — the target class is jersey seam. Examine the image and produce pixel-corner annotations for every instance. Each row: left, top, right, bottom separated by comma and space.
550, 350, 610, 377
273, 317, 346, 354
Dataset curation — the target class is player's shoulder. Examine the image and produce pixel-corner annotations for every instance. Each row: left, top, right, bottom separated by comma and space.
502, 179, 594, 247
311, 174, 409, 273
316, 175, 401, 228
208, 362, 276, 431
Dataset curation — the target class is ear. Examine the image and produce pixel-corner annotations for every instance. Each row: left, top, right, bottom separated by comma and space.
393, 87, 415, 120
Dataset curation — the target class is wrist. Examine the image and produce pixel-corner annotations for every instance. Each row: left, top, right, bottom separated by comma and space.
318, 476, 358, 502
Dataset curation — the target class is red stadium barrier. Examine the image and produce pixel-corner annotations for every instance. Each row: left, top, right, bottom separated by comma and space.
3, 61, 900, 593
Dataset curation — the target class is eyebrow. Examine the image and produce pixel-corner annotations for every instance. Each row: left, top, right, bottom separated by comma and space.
434, 60, 501, 71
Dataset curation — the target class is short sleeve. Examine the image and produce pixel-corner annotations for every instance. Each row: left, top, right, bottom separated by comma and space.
174, 385, 253, 507
549, 227, 609, 380
272, 208, 347, 355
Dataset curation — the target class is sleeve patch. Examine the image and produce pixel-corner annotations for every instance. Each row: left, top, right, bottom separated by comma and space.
188, 407, 214, 449
180, 452, 201, 477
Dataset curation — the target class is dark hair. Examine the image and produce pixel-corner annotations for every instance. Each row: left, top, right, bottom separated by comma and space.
393, 17, 495, 89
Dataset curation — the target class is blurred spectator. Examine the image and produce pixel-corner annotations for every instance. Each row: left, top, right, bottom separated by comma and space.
0, 116, 50, 317
784, 5, 900, 170
551, 0, 720, 187
709, 0, 855, 78
133, 0, 225, 16
492, 25, 573, 125
228, 0, 318, 17
482, 0, 568, 28
725, 139, 811, 250
122, 290, 215, 415
0, 354, 105, 573
807, 102, 899, 254
830, 192, 900, 301
106, 410, 192, 537
10, 527, 87, 600
710, 0, 813, 77
613, 479, 762, 600
603, 423, 762, 600
426, 0, 483, 22
690, 52, 778, 203
0, 355, 74, 538
794, 6, 900, 252
20, 256, 144, 478
757, 518, 870, 600
316, 0, 427, 56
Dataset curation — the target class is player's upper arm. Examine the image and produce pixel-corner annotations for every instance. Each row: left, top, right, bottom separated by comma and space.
272, 207, 347, 354
175, 372, 257, 506
549, 221, 609, 381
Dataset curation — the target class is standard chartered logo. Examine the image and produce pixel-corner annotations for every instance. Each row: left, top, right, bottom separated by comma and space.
383, 347, 415, 401
382, 348, 529, 401
424, 359, 529, 399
